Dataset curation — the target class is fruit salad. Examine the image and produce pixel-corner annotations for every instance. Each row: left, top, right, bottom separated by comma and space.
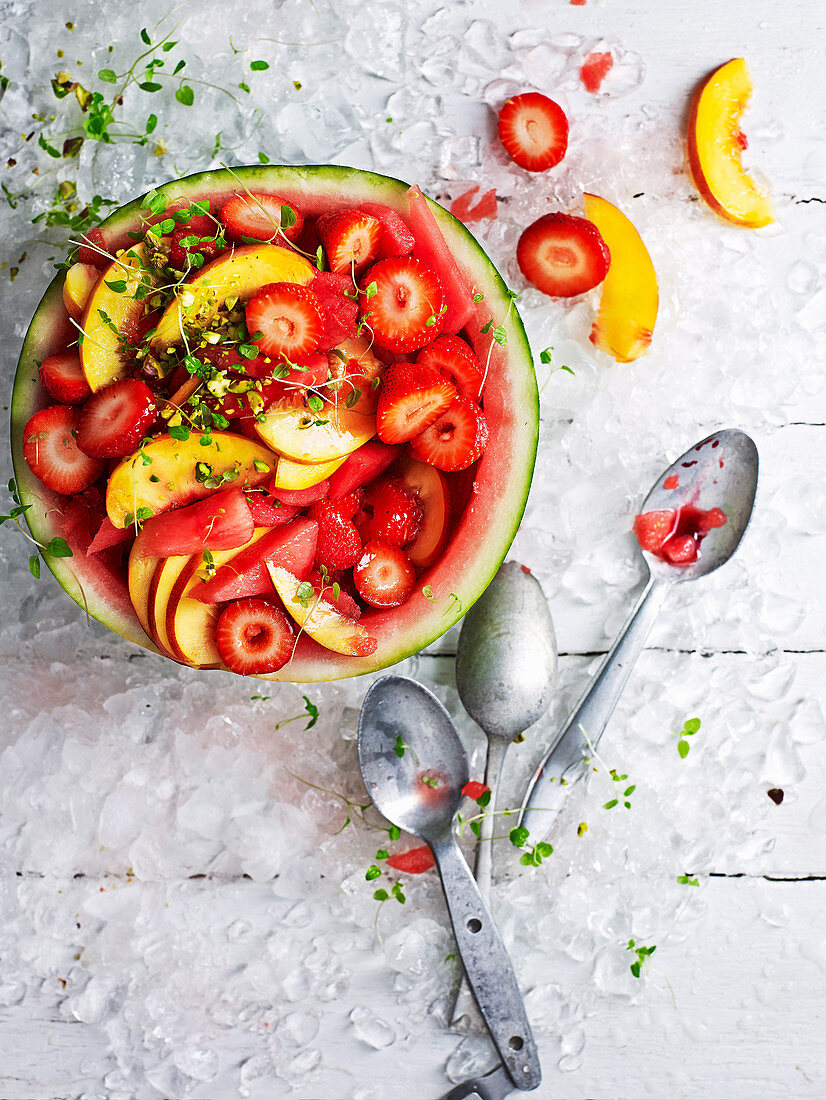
11, 166, 538, 681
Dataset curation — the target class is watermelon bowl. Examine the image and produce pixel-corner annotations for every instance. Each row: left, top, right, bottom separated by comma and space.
10, 164, 538, 682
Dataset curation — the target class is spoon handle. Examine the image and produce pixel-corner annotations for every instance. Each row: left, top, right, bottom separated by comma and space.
450, 737, 509, 1030
520, 575, 670, 843
431, 834, 541, 1091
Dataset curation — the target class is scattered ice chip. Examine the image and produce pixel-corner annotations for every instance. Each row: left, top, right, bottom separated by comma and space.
348, 1005, 396, 1049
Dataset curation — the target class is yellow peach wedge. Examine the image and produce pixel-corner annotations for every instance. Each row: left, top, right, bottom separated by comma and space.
80, 243, 154, 391
583, 193, 658, 363
272, 455, 347, 491
687, 58, 774, 229
268, 565, 377, 657
62, 262, 101, 322
254, 395, 376, 464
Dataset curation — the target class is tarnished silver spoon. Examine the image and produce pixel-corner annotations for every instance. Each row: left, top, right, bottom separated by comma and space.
450, 561, 557, 1030
359, 676, 542, 1092
520, 428, 759, 842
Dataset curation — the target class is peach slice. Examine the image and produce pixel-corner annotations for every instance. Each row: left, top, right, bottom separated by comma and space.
106, 430, 275, 530
79, 243, 154, 391
687, 58, 774, 229
151, 243, 315, 350
273, 454, 347, 492
396, 456, 449, 568
165, 548, 246, 668
147, 554, 191, 658
268, 565, 377, 656
62, 262, 101, 322
254, 396, 376, 464
127, 540, 160, 642
583, 193, 658, 363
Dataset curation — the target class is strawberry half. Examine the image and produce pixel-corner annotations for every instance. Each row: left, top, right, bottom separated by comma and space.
308, 491, 364, 573
39, 351, 91, 405
359, 256, 446, 353
376, 363, 456, 445
167, 214, 221, 268
22, 405, 105, 495
316, 208, 381, 274
516, 213, 610, 298
359, 477, 423, 548
215, 598, 295, 675
498, 92, 569, 172
409, 396, 488, 471
220, 192, 304, 243
245, 282, 324, 360
353, 541, 416, 608
416, 335, 483, 400
76, 379, 157, 459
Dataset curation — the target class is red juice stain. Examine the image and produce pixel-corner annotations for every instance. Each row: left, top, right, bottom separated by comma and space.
570, 0, 587, 5
664, 475, 679, 490
521, 563, 532, 574
719, 458, 724, 469
633, 504, 727, 566
580, 51, 614, 93
711, 439, 720, 448
681, 460, 698, 468
450, 186, 498, 224
736, 130, 749, 150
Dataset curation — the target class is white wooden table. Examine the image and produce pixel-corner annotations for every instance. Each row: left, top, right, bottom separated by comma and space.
1, 1, 824, 1097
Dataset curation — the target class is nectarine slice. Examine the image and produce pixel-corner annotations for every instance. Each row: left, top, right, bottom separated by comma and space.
272, 454, 347, 492
254, 397, 376, 464
688, 58, 774, 229
396, 456, 449, 568
583, 193, 658, 363
62, 262, 101, 322
106, 430, 275, 530
268, 565, 377, 656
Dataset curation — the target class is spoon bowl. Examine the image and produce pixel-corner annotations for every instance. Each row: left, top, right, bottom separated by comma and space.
358, 675, 468, 840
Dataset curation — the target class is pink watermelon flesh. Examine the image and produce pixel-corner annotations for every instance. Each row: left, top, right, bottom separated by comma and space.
138, 488, 254, 557
194, 517, 319, 603
312, 271, 358, 348
406, 185, 475, 335
360, 203, 415, 257
88, 515, 132, 554
326, 440, 401, 502
274, 479, 330, 507
244, 492, 299, 527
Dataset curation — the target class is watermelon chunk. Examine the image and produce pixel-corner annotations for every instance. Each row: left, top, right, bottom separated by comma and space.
312, 271, 358, 349
406, 185, 475, 335
137, 488, 254, 557
326, 440, 401, 502
359, 203, 415, 257
244, 491, 300, 527
193, 517, 319, 602
273, 479, 331, 507
88, 515, 133, 554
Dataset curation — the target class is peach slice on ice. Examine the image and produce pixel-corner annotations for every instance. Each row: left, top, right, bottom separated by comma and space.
583, 193, 658, 363
687, 58, 774, 229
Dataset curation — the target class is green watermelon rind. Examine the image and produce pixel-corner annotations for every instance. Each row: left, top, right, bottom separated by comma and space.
10, 164, 538, 681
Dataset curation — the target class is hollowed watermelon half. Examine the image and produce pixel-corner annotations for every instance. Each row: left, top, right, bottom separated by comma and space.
10, 165, 538, 682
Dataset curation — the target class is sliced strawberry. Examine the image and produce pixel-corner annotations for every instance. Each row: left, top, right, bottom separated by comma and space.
272, 479, 330, 507
194, 517, 319, 603
216, 598, 295, 675
88, 515, 132, 554
311, 271, 359, 349
415, 335, 483, 400
316, 208, 382, 274
359, 477, 423, 547
353, 541, 416, 608
77, 226, 109, 269
244, 490, 299, 528
22, 405, 105, 495
409, 396, 488, 472
220, 192, 304, 243
245, 282, 324, 361
135, 488, 254, 552
39, 351, 91, 405
167, 214, 221, 268
76, 379, 156, 459
406, 185, 475, 335
326, 440, 401, 502
632, 510, 677, 554
385, 845, 435, 874
498, 92, 569, 172
359, 203, 415, 257
376, 363, 456, 444
360, 256, 446, 354
308, 491, 364, 573
517, 212, 610, 298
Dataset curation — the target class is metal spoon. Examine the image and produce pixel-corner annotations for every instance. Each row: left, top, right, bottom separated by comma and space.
359, 676, 542, 1092
520, 428, 759, 843
450, 562, 557, 1030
